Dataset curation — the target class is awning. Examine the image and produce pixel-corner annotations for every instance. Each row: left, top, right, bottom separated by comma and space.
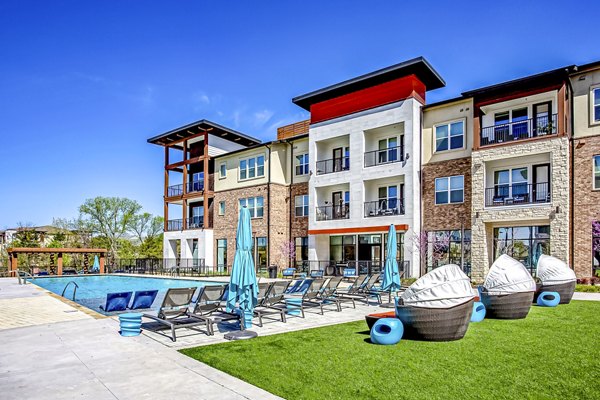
483, 254, 536, 295
536, 254, 576, 285
401, 264, 474, 308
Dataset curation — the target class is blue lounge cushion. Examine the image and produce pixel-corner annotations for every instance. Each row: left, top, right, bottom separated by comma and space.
537, 291, 560, 307
282, 268, 296, 277
471, 301, 486, 322
101, 292, 133, 312
130, 290, 159, 310
370, 318, 403, 345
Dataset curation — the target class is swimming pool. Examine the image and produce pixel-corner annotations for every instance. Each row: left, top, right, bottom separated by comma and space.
30, 275, 223, 315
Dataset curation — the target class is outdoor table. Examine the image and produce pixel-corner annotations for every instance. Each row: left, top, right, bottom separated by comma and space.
119, 312, 142, 337
285, 298, 302, 316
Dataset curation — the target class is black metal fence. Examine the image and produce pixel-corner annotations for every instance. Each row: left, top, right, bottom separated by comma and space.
106, 258, 230, 277
364, 199, 405, 217
293, 260, 409, 277
166, 219, 183, 231
480, 114, 557, 146
485, 182, 550, 207
167, 184, 183, 197
316, 205, 350, 221
187, 180, 204, 193
315, 156, 350, 175
364, 146, 404, 167
186, 216, 204, 229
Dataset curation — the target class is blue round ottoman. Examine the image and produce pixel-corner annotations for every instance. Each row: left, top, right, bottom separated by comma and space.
370, 318, 403, 345
470, 301, 486, 323
537, 291, 560, 307
119, 313, 142, 337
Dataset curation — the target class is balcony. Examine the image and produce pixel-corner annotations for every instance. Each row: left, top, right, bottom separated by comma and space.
364, 146, 404, 168
364, 199, 405, 217
480, 114, 557, 147
187, 180, 204, 193
485, 182, 551, 207
167, 184, 183, 197
316, 157, 350, 175
316, 204, 350, 221
166, 219, 183, 231
186, 216, 204, 229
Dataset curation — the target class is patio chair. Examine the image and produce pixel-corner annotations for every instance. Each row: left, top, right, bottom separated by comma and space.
191, 285, 243, 335
100, 292, 133, 312
316, 276, 345, 312
129, 290, 159, 310
282, 268, 296, 279
310, 270, 324, 279
142, 287, 206, 342
338, 274, 382, 304
284, 279, 326, 317
285, 278, 313, 294
254, 280, 289, 327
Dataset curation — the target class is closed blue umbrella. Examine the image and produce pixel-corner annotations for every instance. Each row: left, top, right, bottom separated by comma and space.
226, 207, 259, 329
381, 224, 401, 291
91, 255, 100, 273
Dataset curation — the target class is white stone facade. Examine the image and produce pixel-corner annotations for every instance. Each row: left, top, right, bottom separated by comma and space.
470, 136, 570, 281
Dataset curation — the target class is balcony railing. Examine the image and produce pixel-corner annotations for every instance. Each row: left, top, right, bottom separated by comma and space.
187, 180, 204, 193
316, 204, 350, 221
186, 216, 204, 229
480, 114, 557, 147
364, 146, 404, 167
485, 182, 551, 207
364, 199, 405, 217
167, 184, 183, 197
166, 219, 183, 231
316, 156, 350, 175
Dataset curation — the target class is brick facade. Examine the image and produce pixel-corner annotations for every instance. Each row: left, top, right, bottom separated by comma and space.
422, 157, 472, 231
572, 135, 600, 277
290, 182, 309, 241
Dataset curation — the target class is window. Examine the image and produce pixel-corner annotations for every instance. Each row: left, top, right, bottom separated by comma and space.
592, 221, 600, 274
493, 226, 550, 273
216, 239, 227, 271
435, 121, 464, 152
295, 195, 309, 217
594, 156, 600, 190
295, 237, 309, 263
218, 201, 225, 216
239, 155, 265, 180
435, 175, 464, 204
329, 235, 356, 262
378, 185, 400, 212
190, 206, 203, 228
383, 232, 405, 263
239, 196, 264, 218
219, 163, 227, 179
378, 137, 399, 163
295, 154, 309, 175
494, 167, 528, 198
426, 230, 471, 275
255, 237, 268, 270
593, 87, 600, 123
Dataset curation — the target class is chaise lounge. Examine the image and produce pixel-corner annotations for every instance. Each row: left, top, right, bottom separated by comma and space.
534, 254, 577, 304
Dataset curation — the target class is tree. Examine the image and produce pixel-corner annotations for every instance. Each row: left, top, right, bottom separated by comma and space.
410, 230, 451, 275
129, 213, 163, 244
79, 197, 141, 261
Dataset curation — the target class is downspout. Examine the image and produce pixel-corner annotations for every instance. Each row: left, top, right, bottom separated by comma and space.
418, 105, 424, 277
288, 140, 294, 269
266, 144, 272, 271
566, 68, 576, 267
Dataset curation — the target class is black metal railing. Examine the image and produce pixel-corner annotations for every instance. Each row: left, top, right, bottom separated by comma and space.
187, 180, 204, 193
480, 114, 557, 146
105, 258, 231, 276
166, 219, 183, 231
364, 146, 404, 167
293, 260, 409, 277
485, 182, 551, 207
316, 156, 350, 175
316, 204, 350, 221
364, 199, 405, 217
186, 216, 204, 229
167, 184, 183, 197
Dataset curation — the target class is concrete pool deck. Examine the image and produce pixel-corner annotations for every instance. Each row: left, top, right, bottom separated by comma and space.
1, 277, 599, 399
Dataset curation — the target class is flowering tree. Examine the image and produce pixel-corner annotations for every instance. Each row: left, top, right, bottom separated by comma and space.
410, 230, 451, 274
277, 240, 296, 269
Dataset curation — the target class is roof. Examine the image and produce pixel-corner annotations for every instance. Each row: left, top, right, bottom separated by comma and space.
461, 65, 575, 98
423, 95, 471, 110
292, 57, 446, 110
147, 119, 261, 147
213, 133, 309, 159
572, 59, 600, 74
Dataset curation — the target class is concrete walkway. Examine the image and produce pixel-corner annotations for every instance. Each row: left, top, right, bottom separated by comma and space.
0, 278, 282, 400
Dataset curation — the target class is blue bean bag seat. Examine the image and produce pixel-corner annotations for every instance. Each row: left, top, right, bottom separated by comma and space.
471, 301, 486, 322
370, 318, 403, 345
537, 291, 560, 307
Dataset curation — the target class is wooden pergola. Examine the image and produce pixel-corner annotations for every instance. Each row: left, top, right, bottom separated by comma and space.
7, 248, 108, 276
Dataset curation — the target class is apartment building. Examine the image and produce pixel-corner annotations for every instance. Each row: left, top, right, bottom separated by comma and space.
212, 121, 309, 272
292, 57, 445, 278
147, 120, 261, 269
571, 61, 600, 278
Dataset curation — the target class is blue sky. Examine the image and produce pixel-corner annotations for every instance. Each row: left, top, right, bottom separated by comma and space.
0, 1, 598, 228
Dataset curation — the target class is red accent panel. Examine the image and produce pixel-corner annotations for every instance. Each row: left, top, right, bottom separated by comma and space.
310, 75, 426, 124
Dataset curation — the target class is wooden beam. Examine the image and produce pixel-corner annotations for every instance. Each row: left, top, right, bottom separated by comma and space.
57, 253, 63, 276
6, 247, 108, 254
99, 255, 105, 274
10, 254, 17, 273
203, 131, 210, 228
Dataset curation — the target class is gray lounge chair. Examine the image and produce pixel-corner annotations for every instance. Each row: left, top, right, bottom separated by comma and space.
254, 281, 289, 327
284, 279, 326, 317
191, 285, 243, 335
142, 287, 206, 342
337, 274, 382, 304
316, 276, 345, 312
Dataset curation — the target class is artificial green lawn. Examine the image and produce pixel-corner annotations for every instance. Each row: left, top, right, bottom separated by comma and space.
181, 301, 600, 400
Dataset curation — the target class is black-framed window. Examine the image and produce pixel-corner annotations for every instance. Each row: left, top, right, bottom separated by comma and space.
383, 232, 404, 262
295, 237, 308, 262
593, 87, 600, 123
295, 154, 309, 175
255, 237, 267, 270
216, 239, 227, 271
493, 226, 550, 274
330, 235, 355, 262
594, 156, 600, 190
426, 230, 471, 274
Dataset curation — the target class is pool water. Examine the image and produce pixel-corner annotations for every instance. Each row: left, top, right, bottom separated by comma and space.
30, 275, 223, 315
